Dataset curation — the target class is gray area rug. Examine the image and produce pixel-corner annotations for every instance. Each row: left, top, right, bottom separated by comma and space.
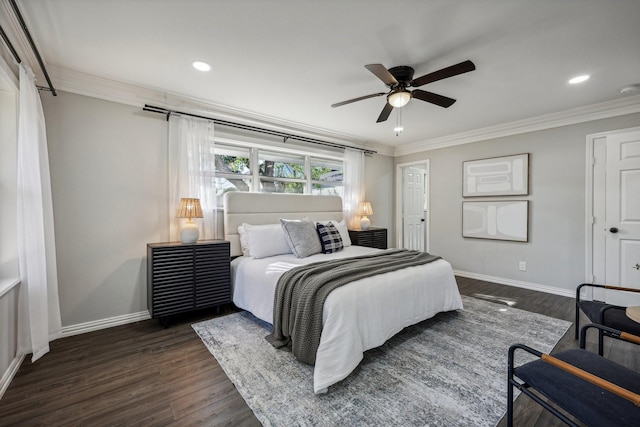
192, 295, 571, 426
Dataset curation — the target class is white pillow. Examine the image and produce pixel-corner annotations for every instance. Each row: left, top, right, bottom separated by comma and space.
330, 219, 352, 247
237, 225, 250, 256
241, 223, 292, 259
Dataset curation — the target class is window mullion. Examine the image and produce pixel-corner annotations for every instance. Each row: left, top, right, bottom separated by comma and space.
304, 155, 311, 194
251, 147, 260, 192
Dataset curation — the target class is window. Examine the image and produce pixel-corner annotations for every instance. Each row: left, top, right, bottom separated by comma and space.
311, 158, 344, 197
214, 144, 252, 198
259, 151, 306, 194
206, 139, 344, 199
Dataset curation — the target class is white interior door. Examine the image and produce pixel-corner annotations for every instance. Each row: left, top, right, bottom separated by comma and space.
402, 166, 426, 251
604, 130, 640, 305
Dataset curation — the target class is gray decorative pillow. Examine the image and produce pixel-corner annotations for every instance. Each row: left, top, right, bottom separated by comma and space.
280, 218, 322, 258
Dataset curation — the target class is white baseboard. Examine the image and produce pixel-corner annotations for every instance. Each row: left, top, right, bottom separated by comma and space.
454, 270, 577, 299
0, 353, 25, 400
61, 311, 151, 338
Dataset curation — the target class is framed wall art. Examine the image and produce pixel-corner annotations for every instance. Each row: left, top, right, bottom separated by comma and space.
462, 200, 528, 242
462, 153, 529, 197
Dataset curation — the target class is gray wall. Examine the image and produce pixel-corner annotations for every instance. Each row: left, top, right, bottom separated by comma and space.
0, 86, 18, 392
41, 91, 396, 327
0, 89, 18, 278
396, 112, 640, 293
42, 92, 169, 326
365, 153, 394, 246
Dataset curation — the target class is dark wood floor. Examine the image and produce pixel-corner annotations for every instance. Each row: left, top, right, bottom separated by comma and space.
0, 277, 637, 426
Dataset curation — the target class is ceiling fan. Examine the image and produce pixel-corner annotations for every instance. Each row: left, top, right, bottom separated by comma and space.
331, 60, 476, 123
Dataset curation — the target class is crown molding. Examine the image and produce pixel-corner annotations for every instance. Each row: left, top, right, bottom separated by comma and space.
394, 94, 640, 156
0, 53, 18, 90
0, 0, 45, 82
47, 64, 395, 157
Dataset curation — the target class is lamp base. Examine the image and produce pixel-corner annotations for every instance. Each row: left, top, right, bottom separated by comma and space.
180, 219, 199, 243
360, 216, 370, 230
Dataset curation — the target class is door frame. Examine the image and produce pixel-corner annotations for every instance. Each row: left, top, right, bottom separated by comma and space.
396, 160, 430, 251
585, 126, 640, 286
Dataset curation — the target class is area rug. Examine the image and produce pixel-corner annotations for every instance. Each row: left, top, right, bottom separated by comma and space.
192, 295, 571, 426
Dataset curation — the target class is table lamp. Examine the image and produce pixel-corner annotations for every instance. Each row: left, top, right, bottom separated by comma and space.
358, 201, 373, 230
176, 198, 203, 243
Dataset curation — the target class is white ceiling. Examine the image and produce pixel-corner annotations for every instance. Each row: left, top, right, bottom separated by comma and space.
5, 0, 640, 152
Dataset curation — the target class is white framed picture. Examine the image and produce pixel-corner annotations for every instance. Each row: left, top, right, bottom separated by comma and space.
462, 200, 528, 242
463, 153, 529, 197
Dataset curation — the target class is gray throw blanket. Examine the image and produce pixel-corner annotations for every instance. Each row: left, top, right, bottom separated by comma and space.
266, 249, 442, 365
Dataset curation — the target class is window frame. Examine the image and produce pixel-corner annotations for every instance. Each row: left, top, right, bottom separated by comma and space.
212, 135, 344, 196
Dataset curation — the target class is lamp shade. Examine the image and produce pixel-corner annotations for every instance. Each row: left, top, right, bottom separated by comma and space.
388, 90, 411, 108
176, 198, 203, 219
358, 202, 373, 216
176, 198, 203, 243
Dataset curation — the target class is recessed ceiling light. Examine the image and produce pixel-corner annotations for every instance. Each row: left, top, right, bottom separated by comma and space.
192, 61, 211, 72
568, 74, 590, 84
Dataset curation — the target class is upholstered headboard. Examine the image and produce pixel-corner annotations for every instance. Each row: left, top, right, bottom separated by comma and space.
223, 192, 344, 257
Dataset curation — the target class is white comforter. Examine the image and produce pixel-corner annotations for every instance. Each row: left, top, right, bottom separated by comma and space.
231, 246, 463, 393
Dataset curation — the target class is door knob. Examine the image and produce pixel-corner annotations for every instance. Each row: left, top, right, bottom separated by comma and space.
609, 227, 619, 233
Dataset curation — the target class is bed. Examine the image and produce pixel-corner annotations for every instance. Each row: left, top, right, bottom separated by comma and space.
223, 192, 463, 393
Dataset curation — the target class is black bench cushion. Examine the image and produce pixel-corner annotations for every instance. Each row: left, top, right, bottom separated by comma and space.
515, 348, 640, 427
578, 301, 640, 336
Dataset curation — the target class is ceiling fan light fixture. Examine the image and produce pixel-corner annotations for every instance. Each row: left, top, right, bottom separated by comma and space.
388, 90, 411, 108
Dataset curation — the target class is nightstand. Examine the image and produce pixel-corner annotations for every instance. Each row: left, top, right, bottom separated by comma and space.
147, 240, 231, 327
348, 227, 388, 250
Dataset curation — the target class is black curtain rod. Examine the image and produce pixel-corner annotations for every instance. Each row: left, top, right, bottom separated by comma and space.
0, 0, 57, 96
143, 104, 376, 155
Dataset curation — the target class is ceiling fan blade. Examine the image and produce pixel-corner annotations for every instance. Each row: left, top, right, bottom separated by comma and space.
412, 89, 456, 108
376, 103, 394, 123
411, 60, 476, 87
365, 64, 398, 86
331, 92, 386, 108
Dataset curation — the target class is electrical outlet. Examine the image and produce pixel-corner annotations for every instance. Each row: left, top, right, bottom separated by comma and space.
519, 261, 527, 271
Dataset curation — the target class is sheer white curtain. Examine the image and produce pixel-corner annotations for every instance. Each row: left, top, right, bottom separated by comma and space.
168, 115, 217, 241
16, 64, 62, 362
343, 148, 365, 229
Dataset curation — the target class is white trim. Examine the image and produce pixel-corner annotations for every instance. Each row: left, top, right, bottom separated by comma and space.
395, 160, 430, 251
0, 54, 18, 91
0, 278, 20, 299
215, 133, 344, 161
0, 1, 40, 74
394, 95, 640, 156
585, 133, 596, 285
0, 353, 24, 400
60, 311, 151, 338
454, 270, 576, 299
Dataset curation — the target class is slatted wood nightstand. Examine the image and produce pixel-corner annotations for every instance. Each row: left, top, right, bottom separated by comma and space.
348, 227, 388, 250
147, 240, 230, 327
